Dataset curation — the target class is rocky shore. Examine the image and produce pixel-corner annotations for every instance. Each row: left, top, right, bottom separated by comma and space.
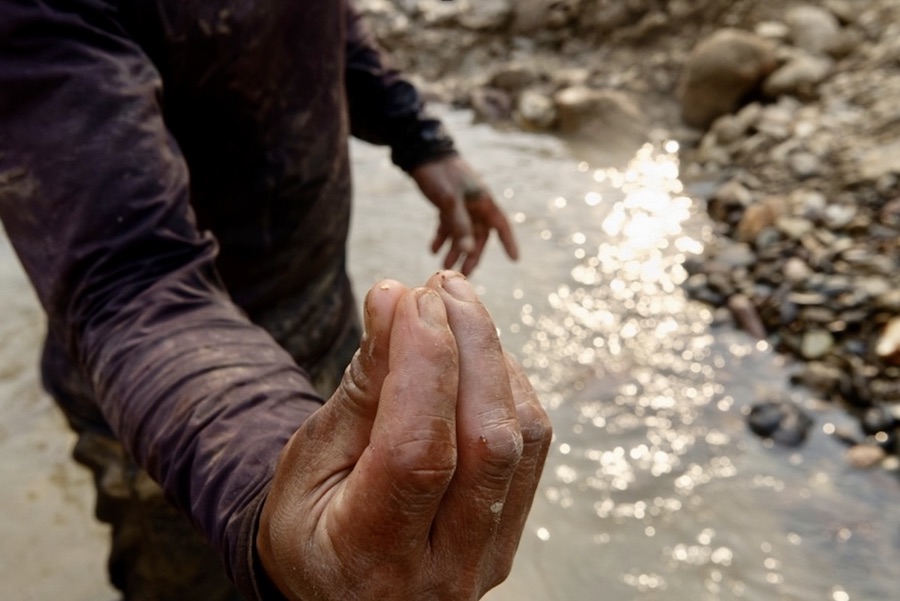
359, 0, 900, 467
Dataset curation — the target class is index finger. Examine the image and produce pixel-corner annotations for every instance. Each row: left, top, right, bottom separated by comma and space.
484, 200, 520, 261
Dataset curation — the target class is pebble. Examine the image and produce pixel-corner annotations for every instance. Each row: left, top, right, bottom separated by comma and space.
788, 151, 823, 179
823, 203, 857, 229
846, 444, 887, 469
876, 318, 900, 365
727, 294, 767, 339
784, 5, 842, 55
764, 54, 834, 98
746, 399, 814, 446
801, 329, 834, 359
775, 216, 814, 239
516, 90, 557, 129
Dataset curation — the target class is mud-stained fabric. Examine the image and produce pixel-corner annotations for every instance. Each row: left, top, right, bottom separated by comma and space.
0, 0, 454, 599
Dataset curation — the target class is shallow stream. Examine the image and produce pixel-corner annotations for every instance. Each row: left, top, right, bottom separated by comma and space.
1, 107, 899, 600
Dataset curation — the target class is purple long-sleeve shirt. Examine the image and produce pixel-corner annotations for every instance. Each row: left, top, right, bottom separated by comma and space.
0, 0, 455, 598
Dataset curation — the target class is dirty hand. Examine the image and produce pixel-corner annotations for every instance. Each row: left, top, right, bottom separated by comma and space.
257, 271, 551, 601
411, 156, 519, 275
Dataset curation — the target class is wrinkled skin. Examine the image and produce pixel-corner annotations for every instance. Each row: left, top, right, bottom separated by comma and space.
412, 157, 520, 275
258, 271, 551, 601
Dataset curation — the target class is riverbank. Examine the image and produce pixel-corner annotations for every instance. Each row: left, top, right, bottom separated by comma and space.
361, 0, 900, 468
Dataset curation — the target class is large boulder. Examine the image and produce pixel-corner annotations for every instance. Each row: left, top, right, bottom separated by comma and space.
679, 29, 777, 129
553, 86, 648, 161
784, 5, 842, 55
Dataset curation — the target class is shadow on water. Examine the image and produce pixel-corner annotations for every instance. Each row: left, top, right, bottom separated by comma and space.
350, 107, 900, 601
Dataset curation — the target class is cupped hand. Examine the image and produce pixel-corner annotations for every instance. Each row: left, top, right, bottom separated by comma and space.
257, 271, 550, 601
411, 156, 519, 275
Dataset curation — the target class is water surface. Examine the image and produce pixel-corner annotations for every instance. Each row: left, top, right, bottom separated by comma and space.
349, 108, 900, 601
1, 107, 898, 600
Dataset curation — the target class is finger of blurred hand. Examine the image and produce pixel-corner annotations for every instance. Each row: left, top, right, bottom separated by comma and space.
426, 271, 523, 593
484, 201, 520, 262
459, 224, 488, 276
430, 223, 448, 255
449, 196, 477, 255
329, 287, 460, 560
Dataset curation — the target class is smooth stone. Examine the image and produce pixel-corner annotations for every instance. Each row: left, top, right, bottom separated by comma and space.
846, 444, 887, 469
746, 400, 814, 446
801, 329, 834, 359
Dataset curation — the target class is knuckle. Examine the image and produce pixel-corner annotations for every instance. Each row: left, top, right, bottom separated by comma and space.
474, 421, 524, 477
384, 431, 457, 494
517, 400, 552, 447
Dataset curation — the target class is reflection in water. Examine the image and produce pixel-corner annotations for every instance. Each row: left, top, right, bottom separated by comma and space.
509, 141, 756, 599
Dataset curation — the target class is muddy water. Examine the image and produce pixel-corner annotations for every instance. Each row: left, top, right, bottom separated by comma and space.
2, 107, 899, 600
350, 108, 900, 601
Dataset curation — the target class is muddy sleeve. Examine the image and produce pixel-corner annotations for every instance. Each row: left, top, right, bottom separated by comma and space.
345, 1, 458, 172
0, 4, 314, 599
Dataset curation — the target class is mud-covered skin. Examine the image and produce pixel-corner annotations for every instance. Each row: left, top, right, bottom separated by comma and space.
258, 274, 552, 601
0, 1, 454, 599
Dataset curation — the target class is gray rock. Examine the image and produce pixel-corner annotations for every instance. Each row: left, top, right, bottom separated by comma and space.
489, 63, 540, 92
875, 290, 900, 312
727, 293, 767, 339
458, 0, 512, 31
792, 361, 845, 392
755, 21, 791, 41
764, 54, 833, 98
785, 5, 842, 55
797, 189, 827, 221
747, 399, 813, 446
469, 87, 513, 123
756, 99, 800, 139
418, 0, 463, 25
801, 329, 835, 359
783, 257, 813, 284
583, 0, 631, 33
516, 90, 557, 130
788, 151, 823, 179
510, 0, 557, 33
736, 198, 783, 243
823, 203, 857, 229
857, 138, 900, 182
846, 444, 887, 469
776, 216, 814, 239
715, 242, 757, 269
678, 29, 777, 129
714, 179, 754, 208
875, 317, 900, 365
552, 87, 648, 152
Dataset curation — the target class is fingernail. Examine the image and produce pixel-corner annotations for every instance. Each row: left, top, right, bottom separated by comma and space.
441, 272, 477, 302
417, 288, 445, 327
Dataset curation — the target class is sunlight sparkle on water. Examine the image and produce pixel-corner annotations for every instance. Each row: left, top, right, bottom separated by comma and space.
508, 141, 835, 597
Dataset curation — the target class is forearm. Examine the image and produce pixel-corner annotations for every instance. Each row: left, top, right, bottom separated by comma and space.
0, 3, 319, 596
344, 1, 457, 171
87, 262, 319, 598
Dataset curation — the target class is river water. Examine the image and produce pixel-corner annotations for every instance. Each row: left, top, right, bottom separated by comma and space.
2, 107, 900, 600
